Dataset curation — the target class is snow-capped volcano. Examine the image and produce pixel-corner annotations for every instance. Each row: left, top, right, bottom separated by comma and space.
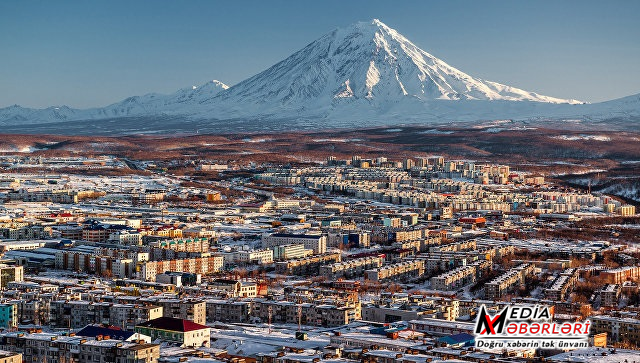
213, 19, 582, 111
1, 19, 638, 133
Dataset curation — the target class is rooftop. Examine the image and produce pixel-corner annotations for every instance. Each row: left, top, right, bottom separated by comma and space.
136, 317, 210, 332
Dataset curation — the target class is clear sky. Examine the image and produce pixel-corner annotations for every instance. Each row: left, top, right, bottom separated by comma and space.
1, 0, 639, 108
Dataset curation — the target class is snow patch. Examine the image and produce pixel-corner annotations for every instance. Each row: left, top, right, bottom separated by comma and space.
334, 79, 354, 98
551, 135, 611, 142
419, 129, 454, 135
365, 60, 381, 98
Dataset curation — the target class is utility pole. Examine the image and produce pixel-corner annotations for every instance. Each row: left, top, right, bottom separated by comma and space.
268, 305, 273, 334
297, 305, 302, 332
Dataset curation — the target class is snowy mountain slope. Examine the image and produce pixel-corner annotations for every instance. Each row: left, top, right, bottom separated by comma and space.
92, 79, 229, 118
0, 19, 638, 131
0, 80, 228, 125
0, 105, 83, 124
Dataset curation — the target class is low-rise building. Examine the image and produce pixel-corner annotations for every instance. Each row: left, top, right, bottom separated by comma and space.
135, 317, 211, 348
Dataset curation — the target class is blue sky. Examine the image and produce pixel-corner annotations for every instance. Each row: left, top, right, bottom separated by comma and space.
1, 0, 639, 108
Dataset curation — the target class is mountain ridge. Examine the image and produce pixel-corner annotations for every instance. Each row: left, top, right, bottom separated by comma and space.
1, 19, 638, 131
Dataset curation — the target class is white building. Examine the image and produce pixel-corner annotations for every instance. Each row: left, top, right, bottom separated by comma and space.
262, 233, 327, 254
234, 249, 274, 264
108, 230, 142, 245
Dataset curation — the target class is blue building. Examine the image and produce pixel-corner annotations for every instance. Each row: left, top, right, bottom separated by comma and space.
0, 303, 17, 329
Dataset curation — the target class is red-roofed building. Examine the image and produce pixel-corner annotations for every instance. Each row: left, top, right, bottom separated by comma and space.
135, 317, 210, 347
459, 217, 486, 226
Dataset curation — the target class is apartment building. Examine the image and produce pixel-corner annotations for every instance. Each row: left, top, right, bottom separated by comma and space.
150, 238, 210, 252
364, 260, 425, 282
139, 299, 206, 325
131, 191, 165, 206
139, 255, 223, 281
108, 230, 143, 245
591, 315, 640, 345
82, 225, 111, 242
0, 304, 18, 329
49, 301, 163, 330
262, 233, 327, 254
545, 268, 579, 301
97, 248, 149, 263
147, 226, 183, 239
0, 332, 159, 363
272, 244, 310, 260
326, 231, 371, 248
17, 299, 48, 325
600, 284, 621, 307
55, 250, 136, 278
617, 205, 636, 216
250, 300, 361, 327
430, 264, 477, 291
234, 248, 274, 265
205, 300, 251, 324
275, 253, 342, 276
0, 225, 49, 241
598, 266, 640, 284
207, 279, 257, 298
109, 304, 164, 331
431, 240, 477, 253
7, 189, 82, 203
0, 265, 23, 288
80, 339, 160, 363
319, 256, 385, 280
484, 263, 535, 300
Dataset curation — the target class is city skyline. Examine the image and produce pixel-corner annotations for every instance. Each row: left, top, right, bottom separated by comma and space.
1, 0, 639, 108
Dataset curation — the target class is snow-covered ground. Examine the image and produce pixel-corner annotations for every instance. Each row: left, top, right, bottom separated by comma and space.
209, 324, 330, 357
